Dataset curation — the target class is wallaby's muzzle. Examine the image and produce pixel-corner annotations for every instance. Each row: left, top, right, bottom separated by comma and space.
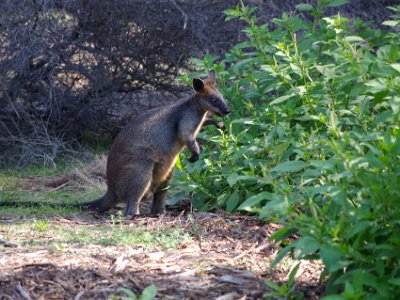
215, 108, 230, 117
217, 104, 231, 117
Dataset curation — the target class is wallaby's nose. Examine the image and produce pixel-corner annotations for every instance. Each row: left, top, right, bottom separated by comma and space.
225, 108, 231, 115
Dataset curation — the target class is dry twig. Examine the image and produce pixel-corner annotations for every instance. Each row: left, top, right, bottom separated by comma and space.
15, 282, 32, 300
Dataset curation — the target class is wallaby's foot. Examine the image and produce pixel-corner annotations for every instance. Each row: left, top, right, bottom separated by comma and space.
125, 212, 141, 219
124, 206, 139, 217
81, 193, 117, 213
151, 207, 166, 215
128, 213, 163, 219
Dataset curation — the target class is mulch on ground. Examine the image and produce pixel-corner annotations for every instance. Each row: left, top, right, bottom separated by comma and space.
0, 210, 324, 300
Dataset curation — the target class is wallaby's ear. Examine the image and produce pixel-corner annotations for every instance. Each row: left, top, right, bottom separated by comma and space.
208, 70, 216, 79
193, 77, 204, 92
207, 70, 216, 86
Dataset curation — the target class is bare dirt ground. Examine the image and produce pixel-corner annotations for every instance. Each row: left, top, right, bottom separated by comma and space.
0, 208, 324, 300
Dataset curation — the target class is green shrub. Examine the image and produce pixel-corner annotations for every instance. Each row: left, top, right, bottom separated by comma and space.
173, 1, 400, 298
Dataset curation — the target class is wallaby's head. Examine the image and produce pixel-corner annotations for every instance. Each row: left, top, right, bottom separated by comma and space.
193, 70, 230, 117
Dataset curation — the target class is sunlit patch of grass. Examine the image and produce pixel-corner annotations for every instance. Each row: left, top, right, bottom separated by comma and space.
1, 220, 192, 250
0, 156, 106, 216
0, 189, 104, 216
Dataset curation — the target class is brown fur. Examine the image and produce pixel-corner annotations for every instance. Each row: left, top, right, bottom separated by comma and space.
83, 71, 230, 216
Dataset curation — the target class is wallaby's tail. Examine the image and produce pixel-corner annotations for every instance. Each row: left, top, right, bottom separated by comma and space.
77, 191, 116, 212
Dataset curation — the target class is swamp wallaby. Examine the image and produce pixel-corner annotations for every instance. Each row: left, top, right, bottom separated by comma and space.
84, 71, 230, 216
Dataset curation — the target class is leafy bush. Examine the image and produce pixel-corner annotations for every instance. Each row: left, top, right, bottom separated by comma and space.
174, 1, 400, 298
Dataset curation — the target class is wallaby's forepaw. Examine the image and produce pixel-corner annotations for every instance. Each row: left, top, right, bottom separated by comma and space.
216, 122, 228, 133
187, 153, 199, 163
215, 121, 226, 132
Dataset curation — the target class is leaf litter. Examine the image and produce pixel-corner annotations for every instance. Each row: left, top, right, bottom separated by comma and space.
0, 211, 324, 299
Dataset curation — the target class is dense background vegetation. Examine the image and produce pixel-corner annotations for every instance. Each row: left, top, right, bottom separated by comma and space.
0, 0, 396, 166
174, 1, 400, 298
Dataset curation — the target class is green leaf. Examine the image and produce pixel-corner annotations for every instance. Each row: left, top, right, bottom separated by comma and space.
270, 161, 307, 174
260, 196, 288, 216
320, 245, 345, 273
175, 155, 183, 171
288, 263, 301, 286
389, 278, 400, 286
370, 62, 400, 77
348, 221, 373, 238
325, 0, 348, 7
390, 63, 400, 73
189, 58, 204, 67
365, 78, 388, 93
264, 280, 281, 291
316, 64, 336, 79
322, 296, 347, 300
344, 36, 364, 43
226, 173, 258, 187
224, 7, 240, 21
226, 191, 240, 212
366, 153, 386, 169
166, 191, 186, 206
139, 284, 157, 300
309, 160, 334, 171
168, 183, 197, 205
294, 236, 320, 257
270, 227, 298, 242
329, 111, 338, 130
382, 20, 399, 27
371, 111, 393, 127
237, 192, 272, 211
119, 288, 138, 300
376, 259, 384, 278
271, 243, 295, 268
295, 3, 313, 11
270, 94, 298, 105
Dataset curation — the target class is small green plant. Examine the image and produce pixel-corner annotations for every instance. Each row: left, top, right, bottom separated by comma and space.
111, 211, 125, 226
186, 213, 202, 236
31, 218, 49, 232
116, 284, 157, 300
264, 263, 303, 300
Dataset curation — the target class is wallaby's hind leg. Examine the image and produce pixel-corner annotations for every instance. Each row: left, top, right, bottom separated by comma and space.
123, 163, 153, 217
151, 171, 173, 215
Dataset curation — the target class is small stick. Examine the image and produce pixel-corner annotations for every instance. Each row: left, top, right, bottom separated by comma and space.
233, 241, 273, 261
16, 282, 32, 300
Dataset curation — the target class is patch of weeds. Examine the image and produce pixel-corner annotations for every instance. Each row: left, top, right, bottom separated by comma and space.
31, 218, 49, 232
186, 213, 202, 236
110, 211, 125, 226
